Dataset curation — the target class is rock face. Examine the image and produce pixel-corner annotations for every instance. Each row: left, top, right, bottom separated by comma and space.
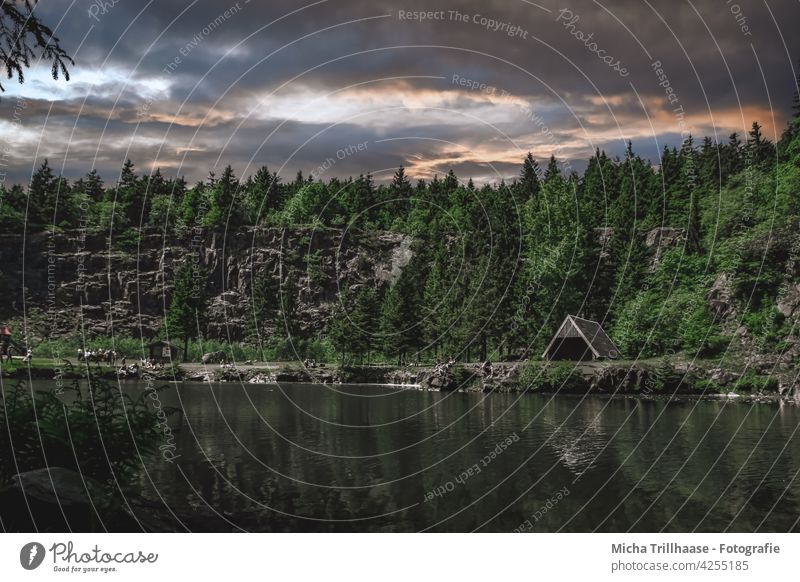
645, 227, 685, 270
778, 283, 800, 319
0, 228, 412, 343
708, 272, 736, 319
595, 227, 685, 269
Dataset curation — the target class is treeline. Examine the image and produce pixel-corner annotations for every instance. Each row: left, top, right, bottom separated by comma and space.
3, 112, 799, 363
321, 120, 797, 364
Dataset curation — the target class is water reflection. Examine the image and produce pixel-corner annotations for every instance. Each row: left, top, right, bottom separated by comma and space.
103, 382, 800, 532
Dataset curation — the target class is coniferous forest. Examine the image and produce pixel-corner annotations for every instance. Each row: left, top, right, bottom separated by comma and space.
3, 107, 799, 367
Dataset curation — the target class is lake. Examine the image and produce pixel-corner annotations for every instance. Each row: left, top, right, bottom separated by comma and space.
33, 380, 800, 532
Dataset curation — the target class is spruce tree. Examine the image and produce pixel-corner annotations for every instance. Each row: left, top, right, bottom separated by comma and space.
519, 152, 541, 200
28, 159, 57, 224
165, 261, 208, 361
544, 155, 560, 182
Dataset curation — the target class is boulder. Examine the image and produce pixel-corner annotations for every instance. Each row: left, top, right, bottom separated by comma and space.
0, 467, 137, 531
645, 228, 685, 270
777, 283, 800, 319
202, 350, 226, 364
708, 272, 736, 318
708, 368, 741, 386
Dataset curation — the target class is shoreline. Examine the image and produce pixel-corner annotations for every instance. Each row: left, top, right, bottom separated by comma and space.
4, 361, 797, 404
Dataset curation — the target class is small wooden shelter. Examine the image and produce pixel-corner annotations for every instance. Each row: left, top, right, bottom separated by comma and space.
148, 341, 181, 363
542, 315, 620, 361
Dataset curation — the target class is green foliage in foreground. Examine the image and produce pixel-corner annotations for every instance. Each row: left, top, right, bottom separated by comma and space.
0, 374, 178, 488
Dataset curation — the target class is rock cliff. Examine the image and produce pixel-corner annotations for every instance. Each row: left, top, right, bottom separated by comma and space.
0, 227, 412, 342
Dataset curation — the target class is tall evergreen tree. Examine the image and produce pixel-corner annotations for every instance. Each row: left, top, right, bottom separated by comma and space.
28, 159, 57, 224
165, 261, 208, 361
720, 133, 743, 180
206, 165, 239, 228
544, 155, 560, 182
519, 152, 541, 200
379, 272, 420, 364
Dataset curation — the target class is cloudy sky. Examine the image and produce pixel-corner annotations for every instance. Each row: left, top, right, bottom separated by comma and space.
1, 0, 799, 185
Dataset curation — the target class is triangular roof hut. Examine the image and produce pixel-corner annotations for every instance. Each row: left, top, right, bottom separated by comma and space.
148, 340, 182, 362
542, 315, 620, 361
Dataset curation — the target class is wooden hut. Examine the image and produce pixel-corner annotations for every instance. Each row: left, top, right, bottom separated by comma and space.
148, 341, 181, 363
542, 315, 620, 361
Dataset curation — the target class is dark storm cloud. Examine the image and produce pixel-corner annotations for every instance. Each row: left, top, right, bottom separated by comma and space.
2, 0, 798, 184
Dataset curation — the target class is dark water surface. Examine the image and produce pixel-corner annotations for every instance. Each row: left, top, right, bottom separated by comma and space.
79, 382, 800, 531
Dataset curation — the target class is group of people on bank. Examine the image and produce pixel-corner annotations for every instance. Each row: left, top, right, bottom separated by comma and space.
77, 348, 119, 364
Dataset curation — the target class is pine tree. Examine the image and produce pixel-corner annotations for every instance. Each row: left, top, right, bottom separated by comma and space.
544, 155, 560, 182
580, 150, 617, 229
328, 300, 353, 365
519, 152, 541, 200
28, 159, 57, 224
113, 159, 147, 228
379, 276, 419, 365
0, 3, 73, 93
351, 286, 380, 363
721, 133, 743, 180
165, 261, 208, 361
338, 174, 375, 227
422, 257, 448, 358
443, 169, 458, 192
611, 145, 639, 240
80, 169, 105, 201
206, 165, 239, 228
747, 121, 774, 167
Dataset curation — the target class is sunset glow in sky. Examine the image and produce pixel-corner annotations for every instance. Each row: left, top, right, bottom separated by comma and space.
2, 0, 798, 184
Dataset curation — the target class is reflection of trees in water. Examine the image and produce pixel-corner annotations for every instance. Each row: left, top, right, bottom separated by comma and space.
133, 385, 800, 532
596, 400, 800, 532
537, 397, 610, 476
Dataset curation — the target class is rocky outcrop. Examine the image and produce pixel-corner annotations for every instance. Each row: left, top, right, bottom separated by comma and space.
645, 227, 685, 270
708, 272, 736, 319
778, 283, 800, 320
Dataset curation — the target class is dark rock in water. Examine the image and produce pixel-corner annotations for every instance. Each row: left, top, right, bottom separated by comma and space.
0, 467, 139, 532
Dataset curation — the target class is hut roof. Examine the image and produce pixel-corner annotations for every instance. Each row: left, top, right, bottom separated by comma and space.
542, 315, 620, 359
